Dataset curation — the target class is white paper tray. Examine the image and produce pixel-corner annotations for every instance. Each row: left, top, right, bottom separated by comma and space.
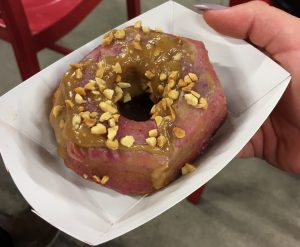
0, 1, 290, 245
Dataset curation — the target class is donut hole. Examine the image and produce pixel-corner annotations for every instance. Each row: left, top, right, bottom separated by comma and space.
118, 92, 154, 121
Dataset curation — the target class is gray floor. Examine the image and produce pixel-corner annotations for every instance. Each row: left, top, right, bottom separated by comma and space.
1, 0, 300, 246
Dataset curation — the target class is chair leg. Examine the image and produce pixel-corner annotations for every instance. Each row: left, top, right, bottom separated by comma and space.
11, 41, 40, 81
187, 184, 207, 204
47, 43, 72, 55
126, 0, 141, 19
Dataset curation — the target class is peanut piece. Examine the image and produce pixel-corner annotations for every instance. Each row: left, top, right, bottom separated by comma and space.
107, 126, 118, 140
184, 93, 198, 106
134, 20, 142, 29
148, 129, 158, 138
91, 123, 107, 135
145, 70, 155, 80
181, 163, 196, 175
112, 62, 122, 74
103, 89, 114, 100
157, 135, 167, 148
114, 29, 125, 39
146, 137, 157, 147
100, 112, 112, 122
106, 139, 119, 150
168, 89, 179, 100
173, 127, 185, 138
52, 105, 64, 118
120, 135, 135, 147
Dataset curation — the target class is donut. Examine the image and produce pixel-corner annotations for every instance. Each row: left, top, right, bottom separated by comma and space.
49, 21, 227, 195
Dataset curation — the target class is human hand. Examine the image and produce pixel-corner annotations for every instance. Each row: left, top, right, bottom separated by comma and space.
203, 1, 300, 172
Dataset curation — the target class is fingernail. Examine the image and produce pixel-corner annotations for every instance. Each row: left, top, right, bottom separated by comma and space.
193, 3, 228, 11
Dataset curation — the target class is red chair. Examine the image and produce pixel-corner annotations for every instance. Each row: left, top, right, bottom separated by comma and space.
0, 0, 141, 80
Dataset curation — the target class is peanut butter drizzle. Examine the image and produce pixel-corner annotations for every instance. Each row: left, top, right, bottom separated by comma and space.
50, 25, 199, 156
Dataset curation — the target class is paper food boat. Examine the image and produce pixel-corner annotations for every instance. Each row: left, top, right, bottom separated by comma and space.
0, 1, 290, 245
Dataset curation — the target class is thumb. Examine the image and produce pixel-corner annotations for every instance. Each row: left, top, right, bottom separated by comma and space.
203, 1, 300, 73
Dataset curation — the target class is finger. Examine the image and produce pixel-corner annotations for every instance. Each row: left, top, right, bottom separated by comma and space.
203, 1, 300, 58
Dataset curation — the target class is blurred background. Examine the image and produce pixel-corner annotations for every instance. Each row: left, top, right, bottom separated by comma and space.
1, 0, 300, 246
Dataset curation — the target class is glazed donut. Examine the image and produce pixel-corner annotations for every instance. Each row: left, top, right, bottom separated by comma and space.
50, 21, 227, 194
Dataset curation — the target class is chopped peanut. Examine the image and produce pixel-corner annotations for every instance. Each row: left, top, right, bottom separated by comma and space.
114, 29, 126, 39
184, 93, 198, 106
188, 73, 198, 82
167, 79, 176, 88
99, 101, 118, 114
173, 52, 182, 61
103, 89, 114, 100
92, 175, 101, 183
107, 126, 118, 140
113, 86, 123, 103
75, 93, 85, 104
101, 176, 109, 185
181, 163, 196, 175
113, 114, 120, 122
182, 82, 195, 92
74, 87, 86, 96
91, 123, 107, 135
84, 118, 97, 128
157, 84, 164, 93
133, 41, 142, 50
95, 77, 106, 91
52, 105, 64, 118
78, 106, 84, 112
148, 129, 158, 137
106, 139, 119, 150
96, 66, 105, 78
145, 70, 155, 80
120, 135, 135, 147
100, 112, 112, 122
75, 68, 82, 79
112, 62, 122, 74
150, 105, 156, 114
80, 111, 90, 120
191, 90, 200, 98
83, 174, 88, 179
157, 135, 167, 148
159, 73, 167, 81
184, 75, 192, 84
154, 116, 163, 126
134, 20, 142, 29
123, 92, 132, 103
178, 79, 187, 87
72, 114, 81, 129
90, 112, 98, 118
173, 127, 186, 138
84, 80, 96, 91
117, 82, 131, 88
146, 137, 157, 147
142, 26, 150, 33
107, 119, 115, 127
168, 89, 179, 100
134, 34, 141, 42
103, 32, 114, 45
169, 71, 179, 80
197, 97, 208, 110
